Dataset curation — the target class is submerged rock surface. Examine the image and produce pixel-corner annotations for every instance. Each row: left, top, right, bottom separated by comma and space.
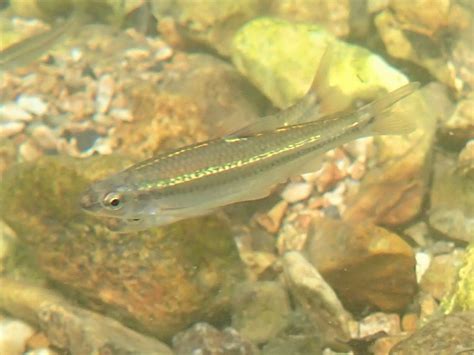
306, 218, 417, 312
0, 156, 244, 339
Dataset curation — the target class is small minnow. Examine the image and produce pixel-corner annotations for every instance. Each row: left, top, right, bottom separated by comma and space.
80, 53, 419, 232
0, 11, 83, 71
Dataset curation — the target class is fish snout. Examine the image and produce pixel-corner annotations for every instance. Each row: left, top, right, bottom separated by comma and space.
79, 188, 101, 213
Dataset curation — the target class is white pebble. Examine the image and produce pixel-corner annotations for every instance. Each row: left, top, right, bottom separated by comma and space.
95, 75, 115, 114
323, 183, 346, 206
125, 48, 150, 60
0, 121, 25, 138
0, 318, 35, 355
281, 182, 313, 203
24, 348, 58, 355
416, 252, 431, 283
19, 141, 42, 161
70, 47, 83, 62
154, 46, 173, 61
109, 108, 133, 122
17, 95, 48, 116
0, 103, 32, 121
31, 125, 58, 150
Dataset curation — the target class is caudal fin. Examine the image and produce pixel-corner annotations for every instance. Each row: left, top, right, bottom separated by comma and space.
362, 82, 420, 135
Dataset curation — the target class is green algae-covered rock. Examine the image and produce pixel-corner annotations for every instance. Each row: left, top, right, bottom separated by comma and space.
442, 243, 474, 313
231, 17, 408, 109
0, 156, 244, 340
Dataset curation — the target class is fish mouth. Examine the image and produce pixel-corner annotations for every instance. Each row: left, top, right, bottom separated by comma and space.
79, 188, 102, 213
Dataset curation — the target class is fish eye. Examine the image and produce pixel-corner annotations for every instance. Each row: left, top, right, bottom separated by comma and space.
103, 192, 123, 210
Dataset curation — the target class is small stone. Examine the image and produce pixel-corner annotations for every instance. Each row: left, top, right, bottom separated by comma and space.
24, 349, 58, 355
429, 240, 455, 255
124, 48, 150, 60
17, 95, 48, 116
369, 335, 408, 355
0, 121, 25, 138
95, 75, 115, 114
154, 45, 173, 61
25, 332, 50, 350
282, 251, 353, 348
404, 222, 428, 247
256, 200, 288, 234
0, 103, 32, 121
0, 220, 17, 273
281, 182, 313, 203
109, 108, 133, 122
315, 162, 345, 193
231, 281, 290, 344
415, 252, 431, 283
418, 292, 438, 323
19, 141, 42, 161
420, 251, 466, 301
172, 323, 257, 355
31, 125, 58, 150
347, 159, 366, 180
401, 313, 418, 332
0, 318, 35, 355
358, 312, 401, 339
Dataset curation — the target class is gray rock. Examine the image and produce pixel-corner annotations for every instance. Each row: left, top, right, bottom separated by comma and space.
172, 322, 258, 355
231, 281, 290, 344
282, 251, 353, 351
390, 311, 474, 355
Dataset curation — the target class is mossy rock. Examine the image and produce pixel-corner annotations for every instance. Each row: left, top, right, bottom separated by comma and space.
0, 155, 244, 339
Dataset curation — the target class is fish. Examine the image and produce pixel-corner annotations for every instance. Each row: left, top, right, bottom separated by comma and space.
0, 11, 84, 71
80, 52, 420, 233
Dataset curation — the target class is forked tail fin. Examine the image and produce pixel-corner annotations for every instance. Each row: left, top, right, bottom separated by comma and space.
360, 82, 420, 135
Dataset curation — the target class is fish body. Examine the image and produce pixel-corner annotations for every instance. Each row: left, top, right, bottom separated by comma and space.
80, 79, 419, 232
0, 11, 83, 71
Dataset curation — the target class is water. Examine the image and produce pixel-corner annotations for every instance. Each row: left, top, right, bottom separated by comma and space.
0, 1, 473, 354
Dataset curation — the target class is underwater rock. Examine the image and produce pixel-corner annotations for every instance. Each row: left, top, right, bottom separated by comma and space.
0, 317, 35, 355
157, 53, 267, 138
428, 151, 474, 243
306, 218, 417, 312
375, 0, 473, 92
231, 281, 290, 344
458, 139, 474, 178
441, 243, 474, 313
269, 0, 350, 37
439, 93, 474, 148
0, 156, 244, 340
390, 311, 474, 355
282, 251, 354, 351
172, 322, 257, 355
151, 0, 264, 56
420, 250, 466, 301
0, 278, 173, 354
231, 17, 409, 109
9, 0, 145, 25
343, 83, 437, 227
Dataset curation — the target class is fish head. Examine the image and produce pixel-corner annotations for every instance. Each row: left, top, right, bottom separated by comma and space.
80, 179, 136, 218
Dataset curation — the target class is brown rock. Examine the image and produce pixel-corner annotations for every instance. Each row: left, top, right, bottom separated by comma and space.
369, 335, 408, 355
0, 156, 244, 340
420, 251, 466, 301
306, 218, 417, 312
343, 85, 437, 227
401, 313, 418, 332
390, 311, 474, 355
358, 312, 401, 339
0, 278, 173, 355
172, 323, 258, 355
428, 152, 474, 243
